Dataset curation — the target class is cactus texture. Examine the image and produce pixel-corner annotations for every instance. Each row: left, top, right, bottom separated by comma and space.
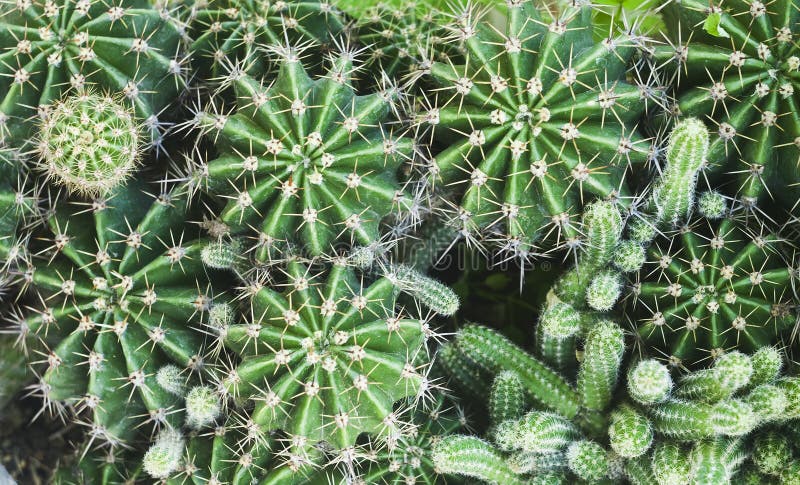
432, 435, 525, 485
35, 91, 141, 197
25, 180, 222, 445
0, 0, 185, 145
627, 216, 796, 365
424, 2, 650, 250
199, 55, 415, 258
654, 0, 800, 209
353, 0, 456, 87
187, 0, 345, 78
222, 259, 428, 450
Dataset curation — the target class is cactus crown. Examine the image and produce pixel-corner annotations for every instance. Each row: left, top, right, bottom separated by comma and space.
35, 91, 141, 197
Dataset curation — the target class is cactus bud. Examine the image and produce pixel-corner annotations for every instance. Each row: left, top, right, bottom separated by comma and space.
585, 271, 622, 311
156, 365, 186, 397
391, 265, 460, 316
697, 191, 727, 219
613, 240, 646, 273
185, 385, 221, 429
652, 442, 691, 485
627, 359, 673, 405
143, 428, 184, 479
608, 405, 653, 458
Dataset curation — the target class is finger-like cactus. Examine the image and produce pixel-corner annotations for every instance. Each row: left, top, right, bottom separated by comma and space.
654, 0, 800, 210
35, 91, 141, 197
536, 302, 580, 372
627, 359, 673, 405
222, 259, 428, 450
198, 55, 415, 259
25, 180, 222, 445
0, 0, 186, 145
187, 0, 346, 79
577, 320, 625, 411
607, 405, 653, 458
431, 435, 526, 485
626, 216, 796, 366
489, 371, 525, 428
565, 440, 608, 481
422, 2, 650, 251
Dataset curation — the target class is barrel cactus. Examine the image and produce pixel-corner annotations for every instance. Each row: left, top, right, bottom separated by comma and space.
197, 54, 416, 259
626, 216, 796, 367
654, 0, 800, 210
353, 0, 457, 88
221, 259, 429, 452
0, 0, 186, 146
187, 0, 346, 78
35, 91, 141, 197
24, 180, 224, 446
422, 1, 651, 252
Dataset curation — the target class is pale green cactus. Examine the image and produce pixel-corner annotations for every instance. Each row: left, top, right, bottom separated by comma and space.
432, 435, 526, 485
585, 270, 622, 311
143, 428, 185, 480
489, 371, 526, 428
577, 320, 625, 411
607, 405, 653, 458
751, 432, 793, 476
627, 359, 673, 405
35, 91, 141, 197
652, 441, 692, 485
495, 411, 579, 455
565, 440, 608, 481
536, 302, 580, 372
614, 240, 646, 273
697, 191, 728, 220
389, 264, 460, 316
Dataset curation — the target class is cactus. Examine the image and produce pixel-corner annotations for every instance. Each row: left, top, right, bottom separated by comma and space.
614, 240, 646, 273
697, 191, 728, 220
495, 411, 579, 454
577, 320, 625, 411
751, 431, 793, 476
626, 216, 796, 366
24, 180, 223, 445
389, 264, 460, 316
0, 0, 185, 145
353, 0, 457, 88
423, 2, 650, 251
35, 91, 141, 197
585, 270, 622, 311
187, 0, 346, 79
627, 359, 673, 405
651, 441, 692, 485
489, 371, 525, 428
431, 435, 525, 485
222, 259, 428, 450
654, 0, 800, 210
607, 405, 653, 458
565, 440, 608, 481
198, 54, 415, 259
536, 302, 580, 372
143, 428, 185, 479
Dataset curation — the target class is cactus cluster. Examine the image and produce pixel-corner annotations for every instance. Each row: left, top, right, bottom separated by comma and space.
0, 0, 799, 483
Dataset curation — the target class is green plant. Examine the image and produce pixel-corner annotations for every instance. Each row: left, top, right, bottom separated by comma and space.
422, 2, 651, 253
0, 0, 185, 146
197, 54, 415, 259
654, 0, 800, 211
35, 91, 142, 197
24, 180, 224, 446
222, 259, 429, 452
187, 0, 346, 79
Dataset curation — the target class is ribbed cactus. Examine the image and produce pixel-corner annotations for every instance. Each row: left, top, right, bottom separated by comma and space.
607, 405, 653, 458
654, 0, 800, 210
222, 259, 428, 450
577, 320, 625, 411
389, 264, 460, 316
24, 180, 222, 445
565, 440, 608, 481
536, 302, 580, 372
431, 435, 525, 485
423, 2, 650, 250
627, 359, 673, 405
353, 0, 456, 87
198, 54, 415, 259
35, 91, 141, 197
627, 216, 796, 366
187, 0, 345, 78
0, 0, 185, 145
489, 371, 525, 428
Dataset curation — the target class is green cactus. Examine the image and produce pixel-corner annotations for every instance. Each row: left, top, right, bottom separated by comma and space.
423, 1, 650, 251
626, 216, 796, 366
654, 0, 800, 211
198, 54, 415, 259
357, 396, 466, 485
353, 0, 457, 88
536, 301, 580, 372
389, 264, 460, 316
749, 346, 783, 388
489, 371, 525, 428
0, 0, 185, 145
186, 0, 346, 79
697, 191, 728, 220
565, 440, 608, 481
614, 240, 646, 273
577, 320, 625, 411
222, 259, 428, 450
751, 431, 793, 476
431, 435, 525, 485
607, 405, 653, 458
627, 359, 673, 405
689, 437, 745, 485
24, 180, 223, 445
585, 270, 622, 311
35, 91, 141, 197
495, 411, 579, 455
143, 428, 185, 479
651, 441, 692, 485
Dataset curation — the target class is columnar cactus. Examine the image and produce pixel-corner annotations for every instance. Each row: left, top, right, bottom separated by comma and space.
626, 216, 796, 366
423, 1, 650, 251
654, 0, 800, 210
0, 0, 185, 145
222, 259, 428, 450
431, 435, 526, 485
24, 180, 222, 445
198, 54, 415, 259
187, 0, 345, 78
35, 91, 141, 197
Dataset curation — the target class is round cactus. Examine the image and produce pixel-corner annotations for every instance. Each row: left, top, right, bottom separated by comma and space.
198, 54, 415, 259
651, 441, 692, 485
607, 405, 653, 458
222, 259, 428, 450
614, 240, 646, 273
0, 0, 186, 145
187, 0, 346, 78
422, 2, 650, 251
627, 359, 673, 405
626, 216, 796, 366
585, 270, 622, 311
566, 440, 608, 481
35, 91, 141, 197
654, 0, 800, 210
24, 180, 224, 445
185, 385, 222, 429
697, 191, 728, 220
752, 431, 793, 476
353, 1, 458, 88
